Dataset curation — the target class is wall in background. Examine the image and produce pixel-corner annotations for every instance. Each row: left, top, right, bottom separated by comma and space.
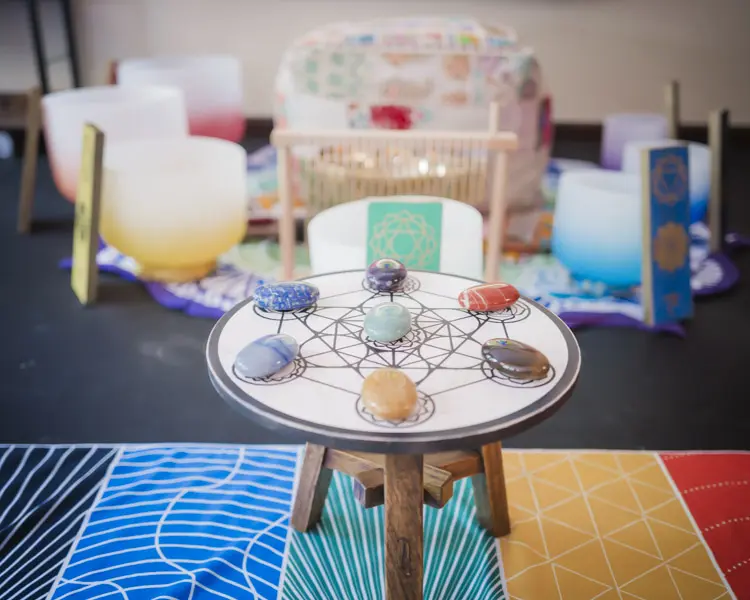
2, 0, 749, 124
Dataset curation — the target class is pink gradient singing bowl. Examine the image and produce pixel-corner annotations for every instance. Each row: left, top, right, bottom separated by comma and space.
117, 55, 246, 142
42, 85, 188, 202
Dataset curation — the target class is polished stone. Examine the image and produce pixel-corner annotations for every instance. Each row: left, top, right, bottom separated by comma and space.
482, 338, 550, 380
366, 258, 407, 292
234, 333, 299, 379
361, 368, 418, 420
254, 281, 319, 312
364, 302, 412, 343
458, 283, 520, 312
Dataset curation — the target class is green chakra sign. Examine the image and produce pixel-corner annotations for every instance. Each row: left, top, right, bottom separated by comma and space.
366, 202, 443, 271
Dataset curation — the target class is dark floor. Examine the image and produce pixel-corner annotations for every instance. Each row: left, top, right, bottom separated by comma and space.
1, 139, 749, 450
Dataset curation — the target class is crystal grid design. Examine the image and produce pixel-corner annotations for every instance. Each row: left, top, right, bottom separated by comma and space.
248, 275, 546, 428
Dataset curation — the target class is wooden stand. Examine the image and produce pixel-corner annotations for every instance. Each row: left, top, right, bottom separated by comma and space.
708, 109, 729, 254
291, 442, 511, 599
271, 104, 518, 281
0, 88, 42, 233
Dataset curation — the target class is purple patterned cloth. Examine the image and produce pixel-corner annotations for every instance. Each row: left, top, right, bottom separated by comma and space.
60, 225, 746, 335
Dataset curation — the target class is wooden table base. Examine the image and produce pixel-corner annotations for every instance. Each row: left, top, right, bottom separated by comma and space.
291, 441, 511, 599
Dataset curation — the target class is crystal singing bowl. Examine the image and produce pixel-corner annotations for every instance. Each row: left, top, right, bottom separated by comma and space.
43, 85, 188, 202
621, 140, 710, 224
601, 113, 669, 171
100, 137, 248, 282
552, 170, 643, 288
117, 54, 246, 142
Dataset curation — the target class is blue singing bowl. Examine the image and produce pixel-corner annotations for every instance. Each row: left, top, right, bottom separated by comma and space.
622, 140, 709, 224
552, 170, 643, 288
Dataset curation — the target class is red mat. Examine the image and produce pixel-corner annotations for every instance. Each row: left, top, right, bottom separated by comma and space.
662, 452, 750, 597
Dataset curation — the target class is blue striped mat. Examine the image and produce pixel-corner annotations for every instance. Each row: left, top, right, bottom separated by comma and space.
12, 445, 504, 600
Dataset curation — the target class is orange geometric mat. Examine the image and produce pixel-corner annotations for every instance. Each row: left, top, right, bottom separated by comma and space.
499, 451, 746, 600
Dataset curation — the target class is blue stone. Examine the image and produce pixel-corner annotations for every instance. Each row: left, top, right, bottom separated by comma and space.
364, 302, 412, 343
254, 281, 319, 312
234, 333, 299, 379
366, 258, 407, 292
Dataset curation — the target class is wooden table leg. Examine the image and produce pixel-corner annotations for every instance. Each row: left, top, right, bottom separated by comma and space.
471, 441, 511, 537
291, 443, 332, 532
385, 454, 424, 600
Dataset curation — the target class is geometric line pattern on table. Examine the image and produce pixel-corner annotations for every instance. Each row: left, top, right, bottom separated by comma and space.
281, 471, 505, 600
662, 452, 749, 599
498, 450, 732, 600
0, 445, 117, 600
248, 276, 540, 411
49, 445, 298, 600
210, 270, 576, 451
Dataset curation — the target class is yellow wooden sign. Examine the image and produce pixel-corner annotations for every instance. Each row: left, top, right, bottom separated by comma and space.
71, 124, 104, 305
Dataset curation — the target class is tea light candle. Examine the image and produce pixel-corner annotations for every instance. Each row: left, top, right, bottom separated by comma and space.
601, 113, 669, 170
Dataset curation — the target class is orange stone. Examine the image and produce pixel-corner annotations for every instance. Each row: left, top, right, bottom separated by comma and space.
361, 368, 418, 421
458, 283, 520, 312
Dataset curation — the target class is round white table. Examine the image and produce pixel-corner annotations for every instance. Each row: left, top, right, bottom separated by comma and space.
207, 269, 581, 599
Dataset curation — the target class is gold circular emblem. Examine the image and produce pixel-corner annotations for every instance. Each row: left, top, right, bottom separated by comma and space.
653, 222, 690, 272
651, 154, 689, 206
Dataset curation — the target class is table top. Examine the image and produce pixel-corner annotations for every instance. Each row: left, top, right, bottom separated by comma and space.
207, 269, 581, 453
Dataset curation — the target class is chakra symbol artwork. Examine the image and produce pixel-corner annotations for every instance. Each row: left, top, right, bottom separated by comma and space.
230, 269, 561, 430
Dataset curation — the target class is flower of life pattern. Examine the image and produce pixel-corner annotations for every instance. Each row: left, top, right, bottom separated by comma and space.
241, 274, 554, 429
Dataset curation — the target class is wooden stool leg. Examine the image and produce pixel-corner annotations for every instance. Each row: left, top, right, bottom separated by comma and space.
291, 443, 332, 532
385, 454, 424, 600
471, 441, 510, 537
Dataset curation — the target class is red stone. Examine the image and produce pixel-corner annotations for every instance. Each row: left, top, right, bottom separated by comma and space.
457, 283, 520, 312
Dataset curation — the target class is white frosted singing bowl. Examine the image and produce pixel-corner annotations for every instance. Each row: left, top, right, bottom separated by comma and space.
552, 170, 642, 288
118, 55, 246, 142
101, 137, 248, 282
601, 113, 669, 170
621, 140, 710, 223
43, 85, 188, 202
307, 196, 484, 280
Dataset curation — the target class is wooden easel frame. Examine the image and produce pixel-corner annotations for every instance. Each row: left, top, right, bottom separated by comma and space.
664, 80, 681, 140
0, 87, 42, 233
665, 80, 731, 253
271, 103, 518, 283
708, 110, 729, 254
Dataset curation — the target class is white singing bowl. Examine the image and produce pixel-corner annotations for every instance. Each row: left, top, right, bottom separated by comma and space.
101, 136, 248, 282
552, 170, 643, 288
307, 195, 484, 280
42, 85, 188, 202
118, 54, 245, 141
621, 139, 710, 223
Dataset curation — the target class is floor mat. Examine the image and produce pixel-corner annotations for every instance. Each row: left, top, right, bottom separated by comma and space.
499, 451, 732, 600
663, 452, 750, 597
1, 446, 745, 599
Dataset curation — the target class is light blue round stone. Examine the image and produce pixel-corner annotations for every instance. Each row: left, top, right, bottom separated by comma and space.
234, 333, 299, 379
364, 302, 412, 343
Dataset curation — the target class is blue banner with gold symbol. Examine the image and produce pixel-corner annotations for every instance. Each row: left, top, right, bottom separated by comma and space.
641, 146, 694, 326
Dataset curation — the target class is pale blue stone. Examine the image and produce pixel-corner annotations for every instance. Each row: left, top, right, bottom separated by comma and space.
234, 333, 299, 379
254, 282, 319, 312
364, 302, 412, 343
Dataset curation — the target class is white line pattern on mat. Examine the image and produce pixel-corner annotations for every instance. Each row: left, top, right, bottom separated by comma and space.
0, 446, 117, 600
49, 445, 297, 600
